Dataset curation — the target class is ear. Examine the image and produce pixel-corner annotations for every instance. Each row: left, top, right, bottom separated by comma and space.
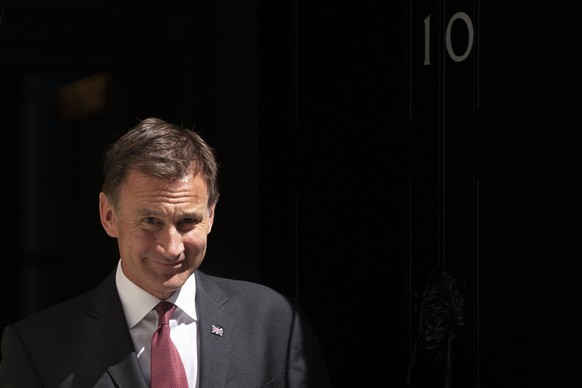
207, 203, 216, 234
99, 192, 119, 238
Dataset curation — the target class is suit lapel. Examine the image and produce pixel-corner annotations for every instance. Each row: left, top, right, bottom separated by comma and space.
195, 271, 235, 387
85, 272, 149, 388
81, 270, 236, 387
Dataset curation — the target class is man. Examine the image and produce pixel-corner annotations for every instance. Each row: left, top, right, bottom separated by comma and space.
0, 117, 331, 387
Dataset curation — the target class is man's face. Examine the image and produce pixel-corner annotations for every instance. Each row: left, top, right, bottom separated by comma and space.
99, 169, 215, 299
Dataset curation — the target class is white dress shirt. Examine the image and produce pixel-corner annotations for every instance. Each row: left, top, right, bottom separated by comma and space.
115, 260, 199, 387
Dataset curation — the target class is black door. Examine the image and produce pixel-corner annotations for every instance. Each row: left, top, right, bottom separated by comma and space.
258, 1, 582, 387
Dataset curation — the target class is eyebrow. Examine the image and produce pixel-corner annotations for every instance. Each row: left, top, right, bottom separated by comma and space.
137, 208, 203, 218
137, 208, 163, 217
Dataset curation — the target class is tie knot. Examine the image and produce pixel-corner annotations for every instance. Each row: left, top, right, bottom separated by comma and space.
154, 301, 177, 325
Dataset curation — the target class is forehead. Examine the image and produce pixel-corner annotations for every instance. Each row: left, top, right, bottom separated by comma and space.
119, 170, 209, 207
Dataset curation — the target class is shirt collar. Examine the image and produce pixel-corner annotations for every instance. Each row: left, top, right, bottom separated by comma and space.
115, 260, 198, 329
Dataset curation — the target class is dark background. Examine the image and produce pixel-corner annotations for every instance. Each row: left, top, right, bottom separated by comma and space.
1, 1, 582, 387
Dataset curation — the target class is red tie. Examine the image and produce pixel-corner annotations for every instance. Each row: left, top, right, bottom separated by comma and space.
151, 301, 189, 388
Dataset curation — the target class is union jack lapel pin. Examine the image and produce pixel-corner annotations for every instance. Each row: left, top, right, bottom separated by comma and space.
211, 324, 224, 337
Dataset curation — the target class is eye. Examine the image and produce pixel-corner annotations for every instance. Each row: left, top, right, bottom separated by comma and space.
143, 217, 157, 224
178, 217, 200, 232
140, 216, 163, 231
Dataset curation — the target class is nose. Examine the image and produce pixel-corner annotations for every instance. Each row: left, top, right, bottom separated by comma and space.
158, 226, 185, 260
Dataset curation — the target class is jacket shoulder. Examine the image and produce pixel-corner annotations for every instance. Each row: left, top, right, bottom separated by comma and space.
195, 271, 297, 314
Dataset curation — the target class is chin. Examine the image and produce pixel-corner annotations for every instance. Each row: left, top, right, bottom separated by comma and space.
162, 272, 190, 289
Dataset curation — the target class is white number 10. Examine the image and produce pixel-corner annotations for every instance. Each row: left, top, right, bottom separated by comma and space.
423, 12, 474, 66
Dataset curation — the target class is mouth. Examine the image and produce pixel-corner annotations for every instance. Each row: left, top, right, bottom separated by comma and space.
150, 258, 185, 270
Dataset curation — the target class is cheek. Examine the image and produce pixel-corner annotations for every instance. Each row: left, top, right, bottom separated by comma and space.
123, 228, 156, 254
184, 230, 209, 252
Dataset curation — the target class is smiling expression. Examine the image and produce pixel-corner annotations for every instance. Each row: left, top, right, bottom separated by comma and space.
99, 169, 215, 299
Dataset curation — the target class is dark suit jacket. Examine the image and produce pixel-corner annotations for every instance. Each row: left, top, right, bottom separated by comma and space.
0, 270, 331, 388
